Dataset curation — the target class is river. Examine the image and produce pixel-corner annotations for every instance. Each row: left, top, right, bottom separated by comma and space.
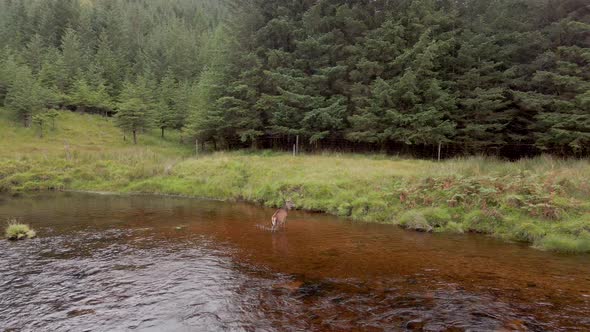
1, 193, 589, 331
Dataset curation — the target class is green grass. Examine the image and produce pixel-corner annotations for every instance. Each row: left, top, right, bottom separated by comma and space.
1, 109, 590, 252
537, 234, 590, 253
0, 110, 191, 158
5, 220, 36, 240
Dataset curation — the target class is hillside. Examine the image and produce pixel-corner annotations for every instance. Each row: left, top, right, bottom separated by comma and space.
1, 111, 590, 253
0, 110, 191, 157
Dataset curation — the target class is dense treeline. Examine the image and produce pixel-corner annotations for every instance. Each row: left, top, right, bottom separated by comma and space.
0, 0, 224, 141
0, 0, 588, 156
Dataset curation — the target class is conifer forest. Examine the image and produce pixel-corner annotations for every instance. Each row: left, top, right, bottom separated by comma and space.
0, 0, 588, 156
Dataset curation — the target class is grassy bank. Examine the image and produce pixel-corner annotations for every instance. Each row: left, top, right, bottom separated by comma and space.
1, 110, 590, 252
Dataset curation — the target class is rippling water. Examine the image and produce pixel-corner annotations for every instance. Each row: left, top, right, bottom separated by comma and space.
1, 193, 589, 331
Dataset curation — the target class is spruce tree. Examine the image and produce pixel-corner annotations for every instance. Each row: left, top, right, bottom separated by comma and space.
5, 65, 47, 127
61, 27, 84, 88
115, 80, 154, 144
69, 78, 112, 114
154, 72, 177, 138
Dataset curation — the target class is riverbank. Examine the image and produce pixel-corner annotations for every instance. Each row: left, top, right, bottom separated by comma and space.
1, 111, 590, 252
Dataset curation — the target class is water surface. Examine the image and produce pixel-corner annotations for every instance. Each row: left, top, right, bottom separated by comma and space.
1, 193, 589, 331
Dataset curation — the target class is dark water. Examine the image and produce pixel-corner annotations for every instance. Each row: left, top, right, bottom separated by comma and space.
1, 193, 589, 331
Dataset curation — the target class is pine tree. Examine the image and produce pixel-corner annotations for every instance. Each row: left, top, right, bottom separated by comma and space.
95, 31, 122, 96
69, 77, 112, 114
452, 30, 513, 150
115, 79, 154, 144
154, 72, 177, 138
0, 56, 20, 105
349, 30, 457, 148
38, 46, 69, 97
172, 81, 191, 131
61, 27, 84, 89
185, 66, 225, 147
5, 65, 47, 127
530, 46, 590, 154
24, 34, 45, 74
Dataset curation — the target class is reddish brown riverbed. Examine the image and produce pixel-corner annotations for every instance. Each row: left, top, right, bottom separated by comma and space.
1, 193, 589, 331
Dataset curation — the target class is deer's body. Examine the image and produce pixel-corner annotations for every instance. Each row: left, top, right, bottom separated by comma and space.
271, 201, 295, 231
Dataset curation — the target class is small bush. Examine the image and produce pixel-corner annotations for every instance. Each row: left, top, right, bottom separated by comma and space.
523, 202, 562, 220
464, 209, 504, 234
5, 220, 37, 240
398, 210, 432, 232
336, 202, 352, 217
505, 194, 525, 208
440, 221, 464, 234
421, 207, 452, 228
511, 221, 546, 242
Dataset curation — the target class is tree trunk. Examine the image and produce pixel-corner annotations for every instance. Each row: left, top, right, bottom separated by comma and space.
161, 127, 165, 138
133, 130, 137, 144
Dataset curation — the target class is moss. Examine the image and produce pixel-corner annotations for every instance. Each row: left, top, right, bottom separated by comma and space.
5, 221, 37, 240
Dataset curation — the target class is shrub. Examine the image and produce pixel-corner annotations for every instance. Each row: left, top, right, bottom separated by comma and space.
441, 221, 464, 234
421, 207, 452, 228
511, 221, 546, 242
505, 194, 525, 208
398, 210, 432, 232
5, 220, 37, 240
464, 209, 504, 234
523, 202, 562, 220
336, 202, 352, 217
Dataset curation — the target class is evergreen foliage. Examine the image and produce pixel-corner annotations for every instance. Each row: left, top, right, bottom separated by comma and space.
0, 0, 588, 156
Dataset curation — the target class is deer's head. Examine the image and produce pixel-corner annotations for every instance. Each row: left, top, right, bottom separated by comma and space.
285, 200, 295, 210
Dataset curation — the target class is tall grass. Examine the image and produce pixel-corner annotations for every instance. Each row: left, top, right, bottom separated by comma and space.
1, 110, 590, 252
5, 220, 36, 240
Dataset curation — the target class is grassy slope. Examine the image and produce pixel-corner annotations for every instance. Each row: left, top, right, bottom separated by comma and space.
1, 110, 590, 252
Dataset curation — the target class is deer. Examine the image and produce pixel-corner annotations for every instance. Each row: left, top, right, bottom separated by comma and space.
271, 200, 295, 231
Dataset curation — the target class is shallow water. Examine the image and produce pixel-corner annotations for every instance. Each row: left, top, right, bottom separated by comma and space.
0, 193, 589, 331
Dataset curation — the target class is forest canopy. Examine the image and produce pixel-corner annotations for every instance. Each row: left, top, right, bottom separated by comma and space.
0, 0, 588, 156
